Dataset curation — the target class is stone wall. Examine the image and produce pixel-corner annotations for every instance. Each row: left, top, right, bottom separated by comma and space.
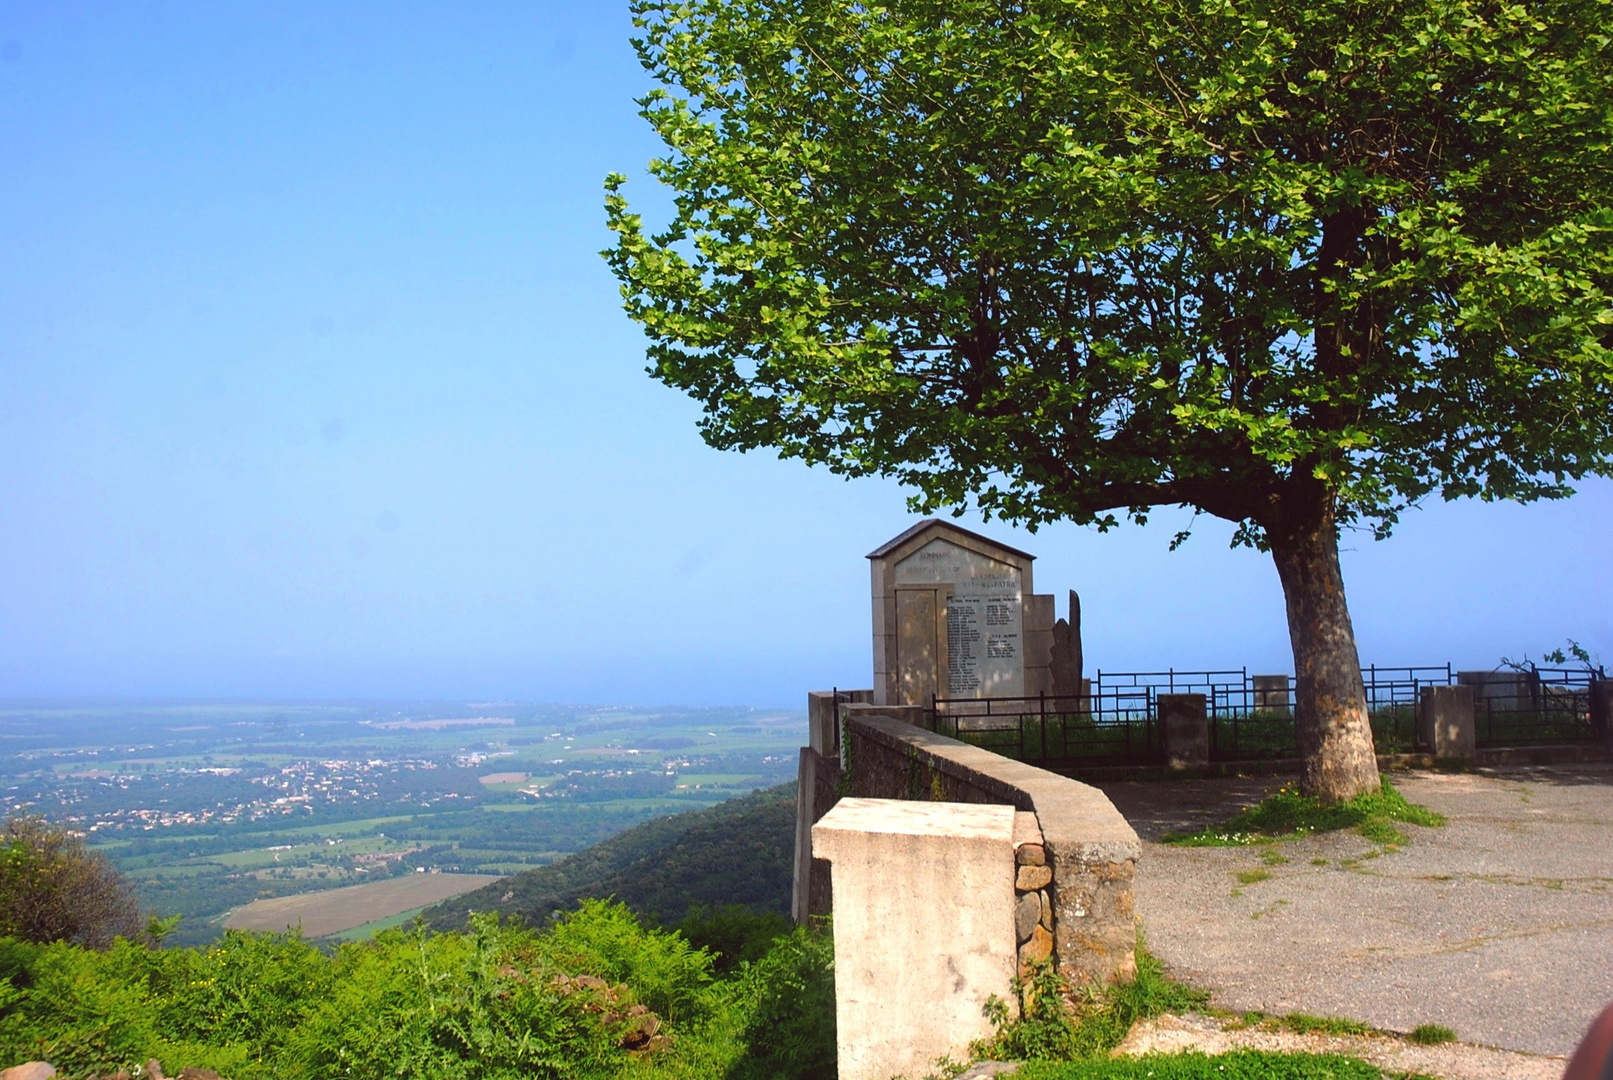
843, 712, 1140, 987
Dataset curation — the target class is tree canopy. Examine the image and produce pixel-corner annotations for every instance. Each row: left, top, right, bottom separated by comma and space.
606, 0, 1612, 540
1, 815, 144, 949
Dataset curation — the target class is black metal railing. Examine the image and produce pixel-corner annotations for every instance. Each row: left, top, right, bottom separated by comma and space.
923, 688, 1157, 766
1475, 685, 1597, 748
1361, 664, 1455, 751
908, 661, 1603, 769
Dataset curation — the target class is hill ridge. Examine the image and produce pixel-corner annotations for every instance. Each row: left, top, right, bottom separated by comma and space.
421, 782, 796, 931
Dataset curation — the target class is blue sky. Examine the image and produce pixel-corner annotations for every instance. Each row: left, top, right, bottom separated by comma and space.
1, 2, 1608, 706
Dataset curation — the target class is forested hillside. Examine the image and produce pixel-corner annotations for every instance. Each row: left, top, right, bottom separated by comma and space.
423, 783, 797, 932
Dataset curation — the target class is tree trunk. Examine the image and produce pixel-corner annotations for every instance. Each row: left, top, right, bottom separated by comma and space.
1266, 496, 1381, 802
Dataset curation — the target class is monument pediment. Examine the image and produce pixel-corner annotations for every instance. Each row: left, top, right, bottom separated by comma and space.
865, 518, 1036, 566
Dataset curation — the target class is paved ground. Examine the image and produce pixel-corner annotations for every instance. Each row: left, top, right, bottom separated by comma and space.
1096, 765, 1613, 1059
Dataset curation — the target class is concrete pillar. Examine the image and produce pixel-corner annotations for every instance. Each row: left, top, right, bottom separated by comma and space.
807, 689, 874, 760
812, 798, 1018, 1080
1418, 685, 1476, 760
791, 749, 818, 924
1591, 681, 1613, 750
1158, 693, 1209, 768
1252, 674, 1292, 717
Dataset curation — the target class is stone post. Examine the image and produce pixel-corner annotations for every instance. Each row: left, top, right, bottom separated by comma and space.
813, 798, 1018, 1080
1251, 674, 1292, 717
1158, 693, 1209, 768
1418, 685, 1476, 761
1591, 680, 1613, 751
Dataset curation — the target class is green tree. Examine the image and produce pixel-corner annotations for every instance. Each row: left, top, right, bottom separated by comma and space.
604, 0, 1613, 799
0, 816, 144, 948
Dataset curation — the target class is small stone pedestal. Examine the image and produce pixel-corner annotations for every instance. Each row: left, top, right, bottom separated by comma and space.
1591, 681, 1613, 751
1419, 685, 1476, 760
1158, 693, 1209, 768
812, 798, 1018, 1080
1252, 675, 1292, 716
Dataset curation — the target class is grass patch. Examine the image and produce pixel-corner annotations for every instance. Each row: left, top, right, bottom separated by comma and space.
967, 942, 1387, 1080
971, 942, 1209, 1063
1280, 1013, 1373, 1037
1234, 869, 1271, 885
1310, 858, 1329, 866
1160, 779, 1445, 847
1357, 819, 1406, 846
1408, 1024, 1457, 1045
1014, 1050, 1382, 1080
1260, 850, 1290, 866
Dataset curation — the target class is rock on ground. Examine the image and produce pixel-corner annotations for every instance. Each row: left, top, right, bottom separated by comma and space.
0, 1064, 57, 1080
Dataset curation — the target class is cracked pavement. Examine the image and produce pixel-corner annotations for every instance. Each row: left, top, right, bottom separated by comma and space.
1096, 764, 1613, 1058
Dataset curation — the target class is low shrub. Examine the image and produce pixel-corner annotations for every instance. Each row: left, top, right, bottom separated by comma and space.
971, 944, 1209, 1063
726, 922, 836, 1080
0, 816, 145, 949
0, 900, 835, 1080
674, 905, 791, 975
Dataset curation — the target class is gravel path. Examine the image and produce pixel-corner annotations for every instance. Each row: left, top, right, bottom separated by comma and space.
1097, 765, 1613, 1059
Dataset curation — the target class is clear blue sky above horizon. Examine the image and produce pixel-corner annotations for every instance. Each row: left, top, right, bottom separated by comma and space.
2, 2, 1609, 707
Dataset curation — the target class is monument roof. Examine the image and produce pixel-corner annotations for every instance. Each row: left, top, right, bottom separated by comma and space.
866, 518, 1036, 562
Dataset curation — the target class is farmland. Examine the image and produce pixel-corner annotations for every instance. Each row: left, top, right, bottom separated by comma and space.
225, 873, 504, 938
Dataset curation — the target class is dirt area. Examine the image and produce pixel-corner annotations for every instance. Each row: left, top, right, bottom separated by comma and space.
225, 873, 503, 937
1113, 1012, 1563, 1080
1095, 765, 1613, 1059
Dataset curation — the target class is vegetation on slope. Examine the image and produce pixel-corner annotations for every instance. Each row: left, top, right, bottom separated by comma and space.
423, 784, 797, 933
0, 900, 835, 1080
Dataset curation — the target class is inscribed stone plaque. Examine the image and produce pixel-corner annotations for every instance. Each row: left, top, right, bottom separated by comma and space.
893, 538, 1024, 698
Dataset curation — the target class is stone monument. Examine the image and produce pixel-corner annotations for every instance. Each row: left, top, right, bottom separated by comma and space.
867, 519, 1057, 708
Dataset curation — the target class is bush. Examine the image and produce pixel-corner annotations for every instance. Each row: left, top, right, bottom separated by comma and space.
675, 906, 791, 975
541, 899, 716, 1025
726, 923, 836, 1080
0, 816, 144, 948
973, 946, 1209, 1064
282, 916, 628, 1080
0, 900, 836, 1080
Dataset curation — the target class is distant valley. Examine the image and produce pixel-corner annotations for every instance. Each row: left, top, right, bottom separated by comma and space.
0, 701, 802, 945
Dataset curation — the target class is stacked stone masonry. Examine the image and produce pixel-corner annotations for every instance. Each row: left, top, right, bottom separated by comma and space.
1012, 811, 1056, 971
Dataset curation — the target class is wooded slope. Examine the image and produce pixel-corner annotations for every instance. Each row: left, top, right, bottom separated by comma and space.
422, 782, 796, 931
